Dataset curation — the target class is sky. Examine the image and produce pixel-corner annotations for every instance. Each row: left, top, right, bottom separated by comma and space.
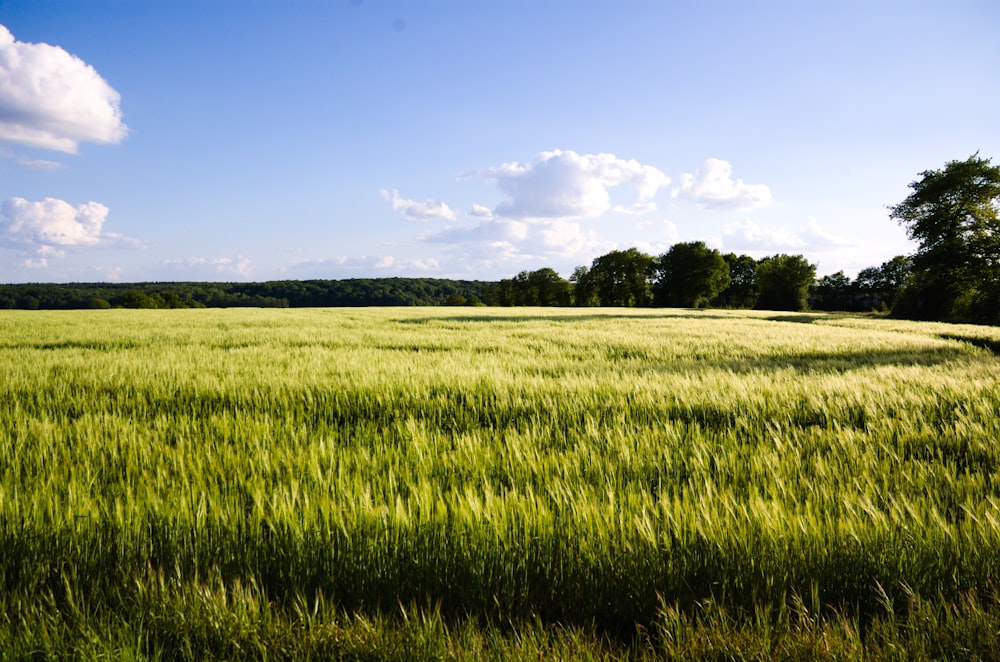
1, 0, 998, 284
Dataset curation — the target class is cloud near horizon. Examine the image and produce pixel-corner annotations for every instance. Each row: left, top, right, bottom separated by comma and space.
281, 254, 442, 278
676, 158, 772, 211
163, 255, 254, 278
1, 197, 137, 257
722, 217, 853, 253
0, 24, 128, 153
483, 149, 670, 220
422, 216, 608, 265
408, 150, 667, 267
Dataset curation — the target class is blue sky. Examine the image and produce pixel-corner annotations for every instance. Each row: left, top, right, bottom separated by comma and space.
1, 0, 998, 283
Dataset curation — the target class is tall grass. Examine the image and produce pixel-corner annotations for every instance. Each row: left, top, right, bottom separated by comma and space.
1, 307, 999, 658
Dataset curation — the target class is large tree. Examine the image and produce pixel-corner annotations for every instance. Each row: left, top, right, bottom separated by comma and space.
653, 241, 730, 308
889, 154, 1000, 322
584, 248, 655, 307
754, 254, 817, 311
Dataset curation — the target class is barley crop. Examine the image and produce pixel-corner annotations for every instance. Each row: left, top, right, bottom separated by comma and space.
1, 307, 999, 658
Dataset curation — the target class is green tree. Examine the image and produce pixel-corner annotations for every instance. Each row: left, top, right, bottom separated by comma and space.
87, 297, 112, 309
855, 255, 911, 312
755, 254, 816, 311
889, 153, 1000, 322
527, 268, 572, 306
713, 253, 758, 308
122, 290, 160, 309
810, 271, 855, 311
585, 248, 655, 307
570, 266, 598, 306
653, 241, 730, 308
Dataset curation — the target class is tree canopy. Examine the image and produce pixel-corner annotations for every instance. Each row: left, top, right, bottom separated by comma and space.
653, 241, 730, 308
755, 254, 817, 312
577, 248, 655, 307
890, 153, 1000, 322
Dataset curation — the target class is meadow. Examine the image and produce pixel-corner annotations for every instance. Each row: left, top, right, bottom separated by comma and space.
1, 307, 999, 660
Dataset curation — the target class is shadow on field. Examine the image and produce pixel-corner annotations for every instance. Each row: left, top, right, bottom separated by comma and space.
765, 314, 828, 324
939, 333, 1000, 356
657, 345, 979, 376
397, 311, 759, 325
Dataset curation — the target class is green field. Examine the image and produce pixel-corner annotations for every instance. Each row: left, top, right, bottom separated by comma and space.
2, 308, 1000, 659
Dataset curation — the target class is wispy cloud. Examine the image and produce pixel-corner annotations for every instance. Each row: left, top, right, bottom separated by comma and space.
379, 188, 456, 221
281, 254, 442, 278
0, 146, 65, 169
722, 217, 853, 253
163, 256, 254, 278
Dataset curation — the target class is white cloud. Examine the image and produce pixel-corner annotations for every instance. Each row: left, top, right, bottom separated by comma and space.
661, 219, 681, 245
722, 217, 854, 253
380, 188, 456, 221
483, 149, 669, 220
469, 203, 493, 219
423, 216, 605, 262
722, 219, 804, 251
0, 24, 128, 153
0, 197, 136, 255
0, 146, 64, 169
676, 158, 772, 210
163, 256, 254, 278
282, 254, 441, 277
801, 216, 853, 247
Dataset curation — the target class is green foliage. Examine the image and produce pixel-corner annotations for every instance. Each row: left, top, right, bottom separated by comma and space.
854, 256, 911, 312
811, 271, 853, 311
654, 241, 731, 308
0, 278, 493, 310
486, 268, 572, 306
713, 253, 759, 308
581, 247, 655, 306
86, 296, 112, 309
570, 265, 599, 307
890, 153, 1000, 323
755, 254, 817, 311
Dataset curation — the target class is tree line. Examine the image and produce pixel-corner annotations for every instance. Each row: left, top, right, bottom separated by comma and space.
0, 278, 491, 310
484, 247, 911, 313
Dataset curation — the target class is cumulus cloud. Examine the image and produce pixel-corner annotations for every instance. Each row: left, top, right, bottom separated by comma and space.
380, 188, 456, 221
0, 24, 128, 153
0, 197, 136, 256
483, 149, 669, 220
676, 158, 772, 210
722, 217, 854, 253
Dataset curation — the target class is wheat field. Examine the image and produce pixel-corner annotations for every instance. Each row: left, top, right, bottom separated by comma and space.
2, 307, 999, 659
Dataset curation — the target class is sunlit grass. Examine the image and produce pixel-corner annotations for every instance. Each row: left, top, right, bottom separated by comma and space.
2, 307, 999, 658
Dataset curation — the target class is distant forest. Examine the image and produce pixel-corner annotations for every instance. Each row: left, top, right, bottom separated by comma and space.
0, 279, 493, 310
